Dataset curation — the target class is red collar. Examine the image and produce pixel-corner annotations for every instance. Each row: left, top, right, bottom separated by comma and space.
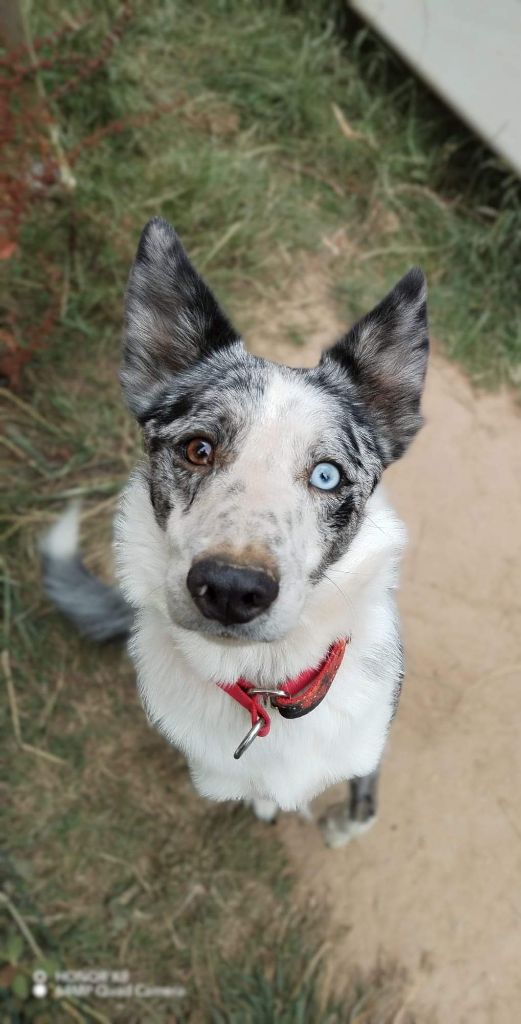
219, 637, 348, 759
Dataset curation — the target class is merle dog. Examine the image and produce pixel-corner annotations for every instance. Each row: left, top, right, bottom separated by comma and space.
43, 218, 428, 845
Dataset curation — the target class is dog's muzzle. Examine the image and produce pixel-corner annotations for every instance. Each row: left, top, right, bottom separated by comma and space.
186, 557, 279, 626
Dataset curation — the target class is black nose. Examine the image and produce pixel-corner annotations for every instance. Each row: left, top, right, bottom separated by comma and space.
187, 558, 279, 626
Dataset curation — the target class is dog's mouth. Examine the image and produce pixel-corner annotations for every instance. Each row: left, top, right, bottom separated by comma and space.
169, 611, 283, 644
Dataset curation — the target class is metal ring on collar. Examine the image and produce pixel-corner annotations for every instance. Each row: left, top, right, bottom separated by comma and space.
233, 718, 264, 760
247, 688, 287, 698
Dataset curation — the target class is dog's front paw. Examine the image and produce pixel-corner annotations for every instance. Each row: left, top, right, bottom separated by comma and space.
319, 802, 376, 849
250, 798, 279, 823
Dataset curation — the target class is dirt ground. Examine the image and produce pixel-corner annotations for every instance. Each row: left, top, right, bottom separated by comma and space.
249, 266, 521, 1024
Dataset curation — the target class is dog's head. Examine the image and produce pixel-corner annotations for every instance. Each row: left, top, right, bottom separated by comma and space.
121, 218, 428, 642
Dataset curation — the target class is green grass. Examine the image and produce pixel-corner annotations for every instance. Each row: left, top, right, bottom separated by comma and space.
4, 1, 520, 387
2, 0, 519, 1019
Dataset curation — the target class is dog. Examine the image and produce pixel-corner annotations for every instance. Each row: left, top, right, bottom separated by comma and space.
42, 217, 428, 846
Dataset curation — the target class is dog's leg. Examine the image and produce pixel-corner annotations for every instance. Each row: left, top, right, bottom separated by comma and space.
250, 798, 279, 823
319, 770, 379, 849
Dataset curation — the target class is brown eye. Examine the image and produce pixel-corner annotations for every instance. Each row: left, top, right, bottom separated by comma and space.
185, 438, 214, 466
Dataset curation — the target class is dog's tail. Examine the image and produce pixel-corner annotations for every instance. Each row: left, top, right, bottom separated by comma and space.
41, 504, 134, 642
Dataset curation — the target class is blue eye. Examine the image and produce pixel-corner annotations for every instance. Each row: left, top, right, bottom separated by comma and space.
309, 462, 341, 491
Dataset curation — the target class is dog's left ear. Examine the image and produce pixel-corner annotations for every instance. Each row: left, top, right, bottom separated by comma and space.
323, 268, 428, 463
121, 218, 240, 418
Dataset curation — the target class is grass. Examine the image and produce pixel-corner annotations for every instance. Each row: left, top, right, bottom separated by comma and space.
4, 1, 521, 386
1, 0, 519, 1019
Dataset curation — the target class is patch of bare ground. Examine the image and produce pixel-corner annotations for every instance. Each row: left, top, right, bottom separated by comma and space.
248, 260, 521, 1024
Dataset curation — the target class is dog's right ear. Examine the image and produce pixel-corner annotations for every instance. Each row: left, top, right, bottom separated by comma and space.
121, 218, 240, 419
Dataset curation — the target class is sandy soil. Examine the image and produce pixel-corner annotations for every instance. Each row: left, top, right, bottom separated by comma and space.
249, 267, 521, 1024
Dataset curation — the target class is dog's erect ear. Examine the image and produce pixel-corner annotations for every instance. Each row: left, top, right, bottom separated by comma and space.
121, 218, 240, 418
323, 268, 428, 462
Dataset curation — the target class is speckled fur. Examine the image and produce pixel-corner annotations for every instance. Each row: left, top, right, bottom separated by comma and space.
114, 219, 428, 810
44, 217, 429, 819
